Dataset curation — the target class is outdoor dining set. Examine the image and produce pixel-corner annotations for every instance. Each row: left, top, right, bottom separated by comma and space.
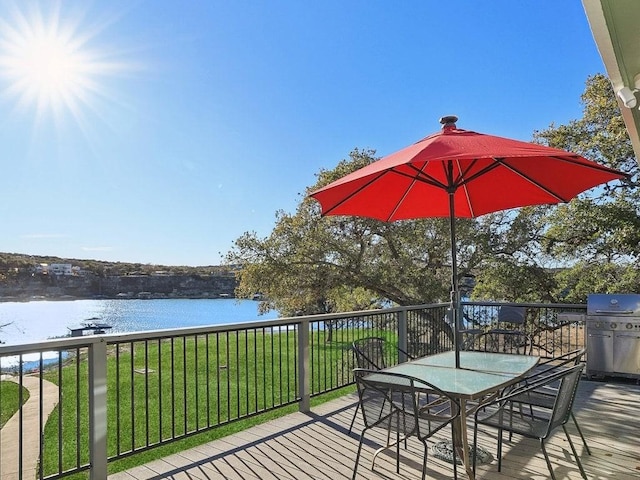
348, 331, 590, 480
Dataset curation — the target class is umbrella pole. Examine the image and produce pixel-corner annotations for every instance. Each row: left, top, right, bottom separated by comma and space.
448, 191, 461, 369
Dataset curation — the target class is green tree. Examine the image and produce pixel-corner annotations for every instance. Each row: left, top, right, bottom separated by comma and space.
474, 74, 640, 303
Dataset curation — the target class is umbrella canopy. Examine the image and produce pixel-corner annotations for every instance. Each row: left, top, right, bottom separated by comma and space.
310, 115, 628, 367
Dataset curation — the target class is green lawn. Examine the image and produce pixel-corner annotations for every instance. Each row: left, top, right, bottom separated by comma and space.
0, 380, 30, 427
39, 328, 396, 478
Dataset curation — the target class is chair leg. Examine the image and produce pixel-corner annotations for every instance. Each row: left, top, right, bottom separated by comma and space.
571, 412, 592, 455
540, 439, 557, 480
372, 413, 398, 471
451, 424, 458, 480
348, 402, 360, 434
472, 422, 479, 476
497, 428, 503, 472
563, 424, 588, 480
351, 432, 366, 480
396, 427, 400, 474
421, 440, 428, 480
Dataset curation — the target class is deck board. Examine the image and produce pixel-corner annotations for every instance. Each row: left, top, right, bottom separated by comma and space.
109, 378, 640, 479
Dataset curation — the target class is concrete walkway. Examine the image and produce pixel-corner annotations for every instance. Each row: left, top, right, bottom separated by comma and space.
1, 375, 59, 480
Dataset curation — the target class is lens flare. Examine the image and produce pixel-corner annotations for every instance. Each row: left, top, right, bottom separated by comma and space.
0, 1, 131, 125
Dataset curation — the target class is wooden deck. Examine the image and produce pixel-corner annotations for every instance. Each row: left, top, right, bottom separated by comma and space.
110, 378, 640, 480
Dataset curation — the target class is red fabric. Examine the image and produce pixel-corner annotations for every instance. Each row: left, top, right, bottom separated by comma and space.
310, 126, 627, 221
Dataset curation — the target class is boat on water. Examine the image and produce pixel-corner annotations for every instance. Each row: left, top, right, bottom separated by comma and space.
68, 317, 113, 336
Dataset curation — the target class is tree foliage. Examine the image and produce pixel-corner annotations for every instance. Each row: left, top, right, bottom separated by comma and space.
475, 74, 640, 303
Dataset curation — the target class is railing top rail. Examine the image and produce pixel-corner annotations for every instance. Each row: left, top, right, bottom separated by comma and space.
0, 334, 104, 355
0, 316, 303, 354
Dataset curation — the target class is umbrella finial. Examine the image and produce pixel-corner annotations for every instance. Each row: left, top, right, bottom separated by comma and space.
439, 115, 458, 131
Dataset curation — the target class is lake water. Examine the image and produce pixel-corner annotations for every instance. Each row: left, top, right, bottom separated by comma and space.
0, 298, 279, 346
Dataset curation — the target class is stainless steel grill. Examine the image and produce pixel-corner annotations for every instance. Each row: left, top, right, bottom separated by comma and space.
585, 293, 640, 379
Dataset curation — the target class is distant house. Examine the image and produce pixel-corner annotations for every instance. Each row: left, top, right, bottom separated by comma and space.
49, 264, 74, 276
36, 263, 77, 276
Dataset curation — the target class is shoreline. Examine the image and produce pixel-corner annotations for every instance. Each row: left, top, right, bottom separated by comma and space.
0, 294, 241, 304
0, 297, 274, 347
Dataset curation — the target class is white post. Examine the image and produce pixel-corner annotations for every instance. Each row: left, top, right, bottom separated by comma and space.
89, 339, 108, 480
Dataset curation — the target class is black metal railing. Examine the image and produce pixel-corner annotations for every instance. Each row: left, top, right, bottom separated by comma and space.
0, 301, 586, 479
461, 301, 586, 355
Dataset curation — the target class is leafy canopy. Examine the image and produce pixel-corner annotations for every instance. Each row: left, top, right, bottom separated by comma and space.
474, 74, 639, 303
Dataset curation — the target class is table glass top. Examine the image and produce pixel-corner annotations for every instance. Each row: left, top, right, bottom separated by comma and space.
412, 351, 538, 374
381, 351, 539, 400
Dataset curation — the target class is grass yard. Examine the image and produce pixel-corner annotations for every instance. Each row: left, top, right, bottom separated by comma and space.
0, 380, 30, 427
39, 327, 398, 478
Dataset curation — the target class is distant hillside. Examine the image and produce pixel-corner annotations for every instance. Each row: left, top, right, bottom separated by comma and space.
0, 252, 229, 276
0, 252, 239, 301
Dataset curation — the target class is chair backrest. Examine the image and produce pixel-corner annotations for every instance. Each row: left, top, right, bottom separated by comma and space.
497, 305, 527, 327
353, 368, 410, 432
475, 330, 533, 355
571, 348, 586, 365
353, 368, 459, 439
560, 348, 586, 366
549, 364, 584, 432
533, 364, 585, 437
352, 337, 388, 369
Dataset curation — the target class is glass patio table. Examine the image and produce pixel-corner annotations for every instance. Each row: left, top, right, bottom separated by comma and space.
381, 350, 539, 480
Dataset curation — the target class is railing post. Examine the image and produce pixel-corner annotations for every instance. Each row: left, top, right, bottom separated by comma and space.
398, 309, 408, 362
298, 319, 310, 412
89, 338, 108, 480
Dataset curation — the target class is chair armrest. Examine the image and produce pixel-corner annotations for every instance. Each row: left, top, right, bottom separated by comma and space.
539, 348, 584, 366
518, 348, 585, 387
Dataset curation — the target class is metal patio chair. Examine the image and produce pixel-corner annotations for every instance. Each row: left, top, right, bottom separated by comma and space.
352, 368, 460, 480
472, 329, 533, 355
472, 363, 587, 480
507, 348, 591, 454
463, 305, 531, 354
348, 337, 415, 433
495, 304, 527, 327
485, 305, 530, 353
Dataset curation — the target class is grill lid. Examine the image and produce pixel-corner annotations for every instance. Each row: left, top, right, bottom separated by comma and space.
587, 293, 640, 316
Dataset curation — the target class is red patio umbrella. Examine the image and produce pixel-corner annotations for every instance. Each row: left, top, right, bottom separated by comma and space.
309, 116, 628, 368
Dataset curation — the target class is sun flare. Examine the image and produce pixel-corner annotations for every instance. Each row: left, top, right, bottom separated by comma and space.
18, 36, 83, 98
0, 2, 129, 123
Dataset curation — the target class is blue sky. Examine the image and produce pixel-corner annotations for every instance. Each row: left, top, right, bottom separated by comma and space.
0, 1, 605, 266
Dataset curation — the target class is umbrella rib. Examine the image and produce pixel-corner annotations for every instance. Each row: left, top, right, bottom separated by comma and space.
493, 157, 571, 202
548, 154, 630, 177
454, 158, 483, 217
386, 163, 439, 221
452, 158, 503, 217
400, 164, 449, 189
454, 159, 500, 187
319, 171, 388, 215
